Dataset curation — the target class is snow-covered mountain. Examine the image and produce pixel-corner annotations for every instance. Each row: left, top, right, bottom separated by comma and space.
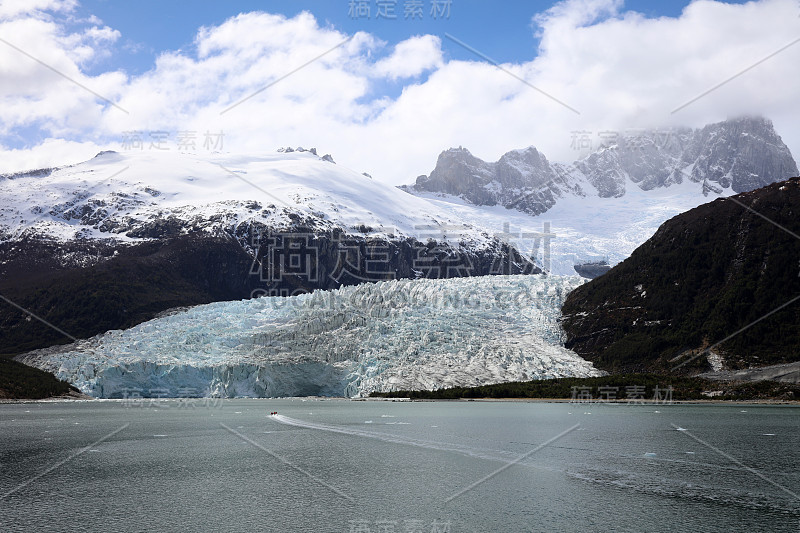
2, 148, 499, 247
17, 275, 602, 398
403, 116, 798, 276
5, 117, 797, 393
0, 148, 541, 359
406, 116, 798, 216
1, 147, 543, 288
412, 178, 731, 276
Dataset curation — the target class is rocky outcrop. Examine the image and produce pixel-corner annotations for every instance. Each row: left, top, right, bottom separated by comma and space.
682, 117, 798, 192
412, 146, 585, 216
573, 261, 611, 279
561, 176, 800, 373
408, 116, 798, 214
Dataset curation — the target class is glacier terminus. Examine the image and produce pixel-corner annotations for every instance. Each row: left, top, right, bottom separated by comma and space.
17, 275, 603, 398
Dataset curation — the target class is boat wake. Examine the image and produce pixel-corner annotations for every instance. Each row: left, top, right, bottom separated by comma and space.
269, 414, 799, 513
270, 414, 528, 465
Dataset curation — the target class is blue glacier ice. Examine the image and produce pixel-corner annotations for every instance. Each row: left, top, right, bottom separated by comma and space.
18, 275, 603, 397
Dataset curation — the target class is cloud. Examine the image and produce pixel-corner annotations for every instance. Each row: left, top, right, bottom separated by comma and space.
525, 0, 800, 157
0, 3, 126, 142
374, 35, 443, 79
533, 0, 623, 32
1, 0, 799, 184
0, 137, 103, 172
0, 0, 77, 20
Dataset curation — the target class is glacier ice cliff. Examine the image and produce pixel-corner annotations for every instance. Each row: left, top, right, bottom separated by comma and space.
17, 275, 603, 398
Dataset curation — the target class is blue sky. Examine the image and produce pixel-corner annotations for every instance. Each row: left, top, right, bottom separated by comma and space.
76, 0, 748, 75
0, 0, 796, 182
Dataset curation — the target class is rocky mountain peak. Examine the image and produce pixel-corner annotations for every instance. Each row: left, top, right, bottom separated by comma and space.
685, 116, 797, 192
409, 116, 798, 216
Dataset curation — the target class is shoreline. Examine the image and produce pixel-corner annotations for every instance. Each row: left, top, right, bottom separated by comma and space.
2, 395, 799, 406
454, 397, 800, 405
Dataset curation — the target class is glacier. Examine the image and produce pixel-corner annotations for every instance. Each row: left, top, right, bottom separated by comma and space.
412, 178, 726, 276
17, 275, 603, 398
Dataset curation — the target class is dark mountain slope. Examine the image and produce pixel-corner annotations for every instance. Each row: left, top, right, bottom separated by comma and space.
561, 177, 800, 373
0, 229, 534, 359
0, 358, 79, 399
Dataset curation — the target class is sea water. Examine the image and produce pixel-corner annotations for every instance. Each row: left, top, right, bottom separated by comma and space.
1, 400, 798, 532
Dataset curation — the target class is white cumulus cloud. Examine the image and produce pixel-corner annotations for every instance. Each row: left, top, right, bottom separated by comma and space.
1, 0, 798, 185
374, 35, 443, 79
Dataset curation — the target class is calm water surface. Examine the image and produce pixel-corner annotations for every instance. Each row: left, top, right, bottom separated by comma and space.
1, 400, 798, 532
